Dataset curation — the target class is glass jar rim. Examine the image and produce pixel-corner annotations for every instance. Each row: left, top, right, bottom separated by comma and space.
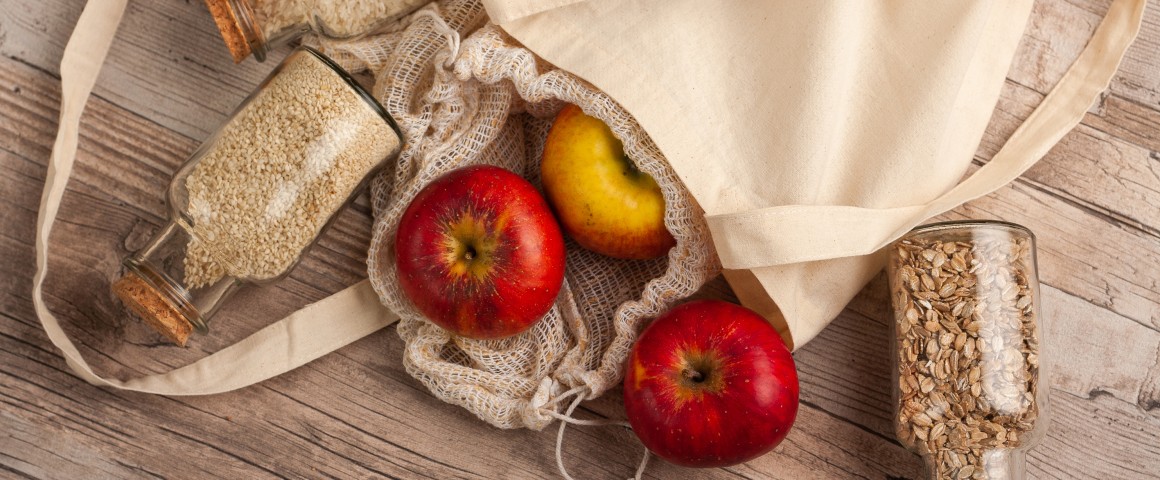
298, 46, 404, 142
905, 219, 1036, 242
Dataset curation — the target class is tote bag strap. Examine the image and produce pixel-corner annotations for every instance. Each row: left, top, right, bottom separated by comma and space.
32, 0, 398, 395
706, 0, 1147, 271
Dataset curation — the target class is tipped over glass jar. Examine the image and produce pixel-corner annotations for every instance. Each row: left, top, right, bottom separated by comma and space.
887, 221, 1049, 480
204, 0, 429, 62
112, 46, 402, 346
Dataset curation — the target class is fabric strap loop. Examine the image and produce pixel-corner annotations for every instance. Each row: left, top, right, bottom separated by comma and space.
32, 0, 398, 396
34, 0, 1147, 398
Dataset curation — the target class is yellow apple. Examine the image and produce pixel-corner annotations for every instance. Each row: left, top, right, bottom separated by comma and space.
541, 104, 676, 260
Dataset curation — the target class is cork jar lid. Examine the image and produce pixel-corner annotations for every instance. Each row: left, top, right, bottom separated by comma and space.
113, 272, 194, 346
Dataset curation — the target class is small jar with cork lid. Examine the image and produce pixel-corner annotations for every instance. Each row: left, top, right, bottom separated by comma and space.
113, 46, 402, 346
204, 0, 429, 62
887, 220, 1049, 480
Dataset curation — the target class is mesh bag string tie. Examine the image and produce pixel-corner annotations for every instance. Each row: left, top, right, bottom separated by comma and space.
409, 5, 461, 69
541, 386, 650, 480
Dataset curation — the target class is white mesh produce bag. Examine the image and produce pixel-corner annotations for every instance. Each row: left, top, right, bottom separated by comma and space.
314, 0, 719, 429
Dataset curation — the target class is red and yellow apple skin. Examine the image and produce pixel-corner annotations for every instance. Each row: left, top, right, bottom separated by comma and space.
623, 300, 799, 468
394, 165, 566, 340
541, 104, 676, 260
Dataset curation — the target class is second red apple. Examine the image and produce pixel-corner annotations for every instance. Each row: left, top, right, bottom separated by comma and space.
623, 300, 799, 468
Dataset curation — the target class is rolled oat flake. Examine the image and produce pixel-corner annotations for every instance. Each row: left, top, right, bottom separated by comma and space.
113, 46, 402, 346
887, 220, 1049, 480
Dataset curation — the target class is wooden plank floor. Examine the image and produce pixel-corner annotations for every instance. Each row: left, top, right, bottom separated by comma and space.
2, 0, 1159, 478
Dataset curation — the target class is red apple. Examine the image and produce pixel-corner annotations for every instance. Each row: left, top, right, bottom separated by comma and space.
623, 300, 799, 468
394, 165, 566, 339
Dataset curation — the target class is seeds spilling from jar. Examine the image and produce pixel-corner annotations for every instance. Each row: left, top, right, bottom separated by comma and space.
182, 49, 398, 288
891, 232, 1041, 480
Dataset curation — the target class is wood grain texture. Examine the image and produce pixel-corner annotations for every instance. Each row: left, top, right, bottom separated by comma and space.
2, 0, 1160, 478
0, 0, 283, 141
0, 51, 927, 479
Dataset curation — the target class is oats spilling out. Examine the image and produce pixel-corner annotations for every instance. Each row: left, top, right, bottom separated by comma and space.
888, 221, 1046, 480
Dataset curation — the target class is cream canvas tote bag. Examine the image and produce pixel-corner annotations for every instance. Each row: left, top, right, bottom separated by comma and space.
484, 0, 1148, 348
32, 0, 1144, 398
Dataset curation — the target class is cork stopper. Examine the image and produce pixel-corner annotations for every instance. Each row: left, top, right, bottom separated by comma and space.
113, 272, 193, 346
204, 0, 252, 63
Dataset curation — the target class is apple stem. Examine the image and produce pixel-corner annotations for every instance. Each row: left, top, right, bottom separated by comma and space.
622, 155, 641, 177
683, 368, 704, 383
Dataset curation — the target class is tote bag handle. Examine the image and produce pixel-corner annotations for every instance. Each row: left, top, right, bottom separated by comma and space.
32, 0, 397, 395
33, 0, 1145, 394
706, 0, 1147, 270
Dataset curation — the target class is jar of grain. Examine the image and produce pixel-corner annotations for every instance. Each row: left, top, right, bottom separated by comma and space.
112, 46, 402, 346
887, 221, 1049, 480
204, 0, 429, 62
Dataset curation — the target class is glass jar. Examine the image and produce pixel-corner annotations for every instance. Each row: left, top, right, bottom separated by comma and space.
113, 46, 402, 346
887, 221, 1049, 480
204, 0, 429, 62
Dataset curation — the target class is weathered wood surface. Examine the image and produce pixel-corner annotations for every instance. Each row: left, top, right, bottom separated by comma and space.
2, 0, 1159, 478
